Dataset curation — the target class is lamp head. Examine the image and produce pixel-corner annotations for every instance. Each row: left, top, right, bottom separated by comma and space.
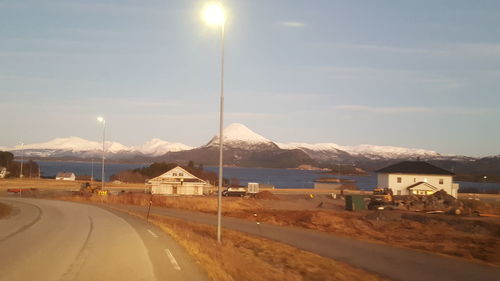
97, 116, 105, 123
202, 3, 225, 26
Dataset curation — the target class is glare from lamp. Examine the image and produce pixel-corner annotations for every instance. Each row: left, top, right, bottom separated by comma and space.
203, 3, 225, 26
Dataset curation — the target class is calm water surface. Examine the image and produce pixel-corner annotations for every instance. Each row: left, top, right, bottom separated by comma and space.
37, 161, 500, 191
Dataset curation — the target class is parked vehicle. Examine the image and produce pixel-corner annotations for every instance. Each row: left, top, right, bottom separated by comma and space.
368, 188, 395, 210
222, 187, 246, 197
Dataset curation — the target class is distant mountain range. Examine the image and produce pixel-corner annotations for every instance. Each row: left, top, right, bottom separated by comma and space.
2, 123, 498, 173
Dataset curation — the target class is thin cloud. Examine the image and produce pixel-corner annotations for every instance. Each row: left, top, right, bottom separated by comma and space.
226, 112, 285, 119
335, 105, 430, 114
421, 79, 462, 89
334, 105, 495, 115
447, 43, 500, 58
352, 44, 441, 54
278, 21, 306, 28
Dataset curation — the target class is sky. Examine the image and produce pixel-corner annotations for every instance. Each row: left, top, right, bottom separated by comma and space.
1, 0, 499, 157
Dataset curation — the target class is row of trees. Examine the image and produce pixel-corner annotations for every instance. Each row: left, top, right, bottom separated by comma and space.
0, 151, 40, 178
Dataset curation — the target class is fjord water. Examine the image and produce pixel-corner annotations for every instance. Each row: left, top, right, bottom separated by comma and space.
36, 161, 499, 191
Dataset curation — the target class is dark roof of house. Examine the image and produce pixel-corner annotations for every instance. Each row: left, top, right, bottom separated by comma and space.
375, 161, 455, 175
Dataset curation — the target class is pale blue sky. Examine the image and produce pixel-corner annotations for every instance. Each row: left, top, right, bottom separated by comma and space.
1, 0, 499, 156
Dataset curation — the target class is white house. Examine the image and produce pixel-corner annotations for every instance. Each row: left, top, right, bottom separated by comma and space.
55, 172, 76, 181
376, 161, 459, 198
147, 166, 207, 196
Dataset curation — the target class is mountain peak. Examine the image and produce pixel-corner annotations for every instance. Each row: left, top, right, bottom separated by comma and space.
136, 138, 193, 156
206, 123, 275, 148
224, 123, 270, 143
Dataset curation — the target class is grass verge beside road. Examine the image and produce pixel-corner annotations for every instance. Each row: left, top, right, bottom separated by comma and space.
57, 193, 500, 267
110, 206, 389, 281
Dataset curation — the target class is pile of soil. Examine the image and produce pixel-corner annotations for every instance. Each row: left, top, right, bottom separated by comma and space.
400, 190, 463, 212
254, 191, 279, 200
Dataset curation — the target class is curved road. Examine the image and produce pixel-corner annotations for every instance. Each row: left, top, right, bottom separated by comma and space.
0, 198, 209, 281
118, 204, 500, 281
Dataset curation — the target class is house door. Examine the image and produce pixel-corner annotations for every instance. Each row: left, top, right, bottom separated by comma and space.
172, 185, 178, 195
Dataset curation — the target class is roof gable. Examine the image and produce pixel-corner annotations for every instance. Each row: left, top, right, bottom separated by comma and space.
407, 181, 438, 191
376, 161, 454, 175
149, 166, 206, 183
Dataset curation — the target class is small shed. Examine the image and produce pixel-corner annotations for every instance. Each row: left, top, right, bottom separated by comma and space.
55, 172, 76, 181
147, 166, 207, 196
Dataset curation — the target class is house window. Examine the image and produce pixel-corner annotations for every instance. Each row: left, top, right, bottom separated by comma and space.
173, 173, 177, 176
439, 179, 444, 185
397, 177, 402, 183
179, 173, 183, 177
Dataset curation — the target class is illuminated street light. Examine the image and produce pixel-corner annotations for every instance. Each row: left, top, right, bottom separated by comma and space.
97, 116, 106, 191
202, 2, 226, 244
203, 3, 225, 26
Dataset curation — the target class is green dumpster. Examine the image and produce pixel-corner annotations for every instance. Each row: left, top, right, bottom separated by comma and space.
345, 195, 367, 211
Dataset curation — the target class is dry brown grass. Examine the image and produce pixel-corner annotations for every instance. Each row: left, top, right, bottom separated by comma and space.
0, 178, 146, 191
7, 178, 498, 267
65, 193, 264, 214
110, 206, 389, 281
60, 193, 500, 266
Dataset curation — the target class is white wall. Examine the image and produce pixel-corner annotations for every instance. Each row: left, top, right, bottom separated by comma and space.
151, 182, 204, 195
378, 173, 457, 197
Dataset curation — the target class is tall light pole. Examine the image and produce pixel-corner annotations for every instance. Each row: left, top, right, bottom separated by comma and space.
19, 142, 24, 178
202, 2, 226, 244
97, 117, 106, 191
91, 158, 94, 186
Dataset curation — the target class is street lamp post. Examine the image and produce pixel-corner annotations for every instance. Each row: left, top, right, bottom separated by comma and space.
19, 142, 24, 179
97, 117, 106, 191
19, 142, 24, 197
91, 158, 94, 186
202, 2, 226, 244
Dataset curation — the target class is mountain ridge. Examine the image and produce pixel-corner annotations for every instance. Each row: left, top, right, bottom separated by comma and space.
0, 123, 480, 166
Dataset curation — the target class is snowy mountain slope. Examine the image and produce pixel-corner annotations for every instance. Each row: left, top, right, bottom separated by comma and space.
134, 138, 193, 156
3, 136, 193, 158
277, 142, 442, 160
206, 123, 279, 150
1, 123, 472, 163
7, 137, 131, 153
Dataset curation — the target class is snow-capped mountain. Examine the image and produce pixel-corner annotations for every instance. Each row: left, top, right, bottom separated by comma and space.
2, 136, 193, 158
277, 142, 442, 161
206, 123, 279, 150
134, 138, 193, 156
1, 123, 474, 166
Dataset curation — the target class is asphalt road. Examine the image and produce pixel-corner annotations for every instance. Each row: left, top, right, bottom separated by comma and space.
0, 198, 209, 281
117, 204, 500, 281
